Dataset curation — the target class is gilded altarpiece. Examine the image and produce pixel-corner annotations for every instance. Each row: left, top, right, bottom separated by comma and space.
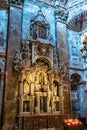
18, 64, 61, 115
12, 10, 65, 130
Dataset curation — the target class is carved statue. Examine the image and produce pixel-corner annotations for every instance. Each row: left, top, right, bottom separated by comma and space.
13, 51, 20, 71
23, 101, 30, 112
53, 84, 57, 96
24, 80, 30, 95
23, 46, 31, 59
53, 81, 59, 96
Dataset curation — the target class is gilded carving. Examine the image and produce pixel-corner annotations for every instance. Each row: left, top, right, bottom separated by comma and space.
23, 80, 30, 95
12, 9, 64, 118
16, 63, 61, 114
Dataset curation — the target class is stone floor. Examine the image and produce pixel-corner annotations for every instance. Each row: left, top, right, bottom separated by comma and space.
39, 127, 87, 130
39, 128, 87, 130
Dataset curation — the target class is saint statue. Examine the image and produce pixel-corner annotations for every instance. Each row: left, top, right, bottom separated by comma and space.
24, 80, 30, 95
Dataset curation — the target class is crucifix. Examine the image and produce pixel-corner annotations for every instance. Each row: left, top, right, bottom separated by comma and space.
75, 13, 87, 31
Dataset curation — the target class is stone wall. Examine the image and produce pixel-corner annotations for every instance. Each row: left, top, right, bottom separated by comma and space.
2, 6, 23, 130
67, 29, 83, 69
56, 21, 71, 116
0, 10, 8, 129
22, 0, 56, 44
2, 1, 71, 129
20, 115, 65, 130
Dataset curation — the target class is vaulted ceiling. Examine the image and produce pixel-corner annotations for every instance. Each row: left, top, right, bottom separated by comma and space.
67, 0, 87, 32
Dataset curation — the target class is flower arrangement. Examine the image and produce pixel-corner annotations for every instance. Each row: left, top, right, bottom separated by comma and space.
64, 119, 83, 126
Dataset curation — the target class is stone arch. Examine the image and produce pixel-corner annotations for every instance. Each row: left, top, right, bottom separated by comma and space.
34, 56, 52, 68
70, 73, 82, 118
70, 73, 81, 83
69, 71, 83, 81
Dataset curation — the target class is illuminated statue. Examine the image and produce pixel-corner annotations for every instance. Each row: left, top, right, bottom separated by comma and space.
24, 80, 30, 95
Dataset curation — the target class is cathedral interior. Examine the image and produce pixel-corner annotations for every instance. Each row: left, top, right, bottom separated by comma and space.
0, 0, 87, 130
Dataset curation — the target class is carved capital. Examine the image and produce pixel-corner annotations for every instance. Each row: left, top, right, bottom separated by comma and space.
55, 7, 68, 23
10, 0, 23, 7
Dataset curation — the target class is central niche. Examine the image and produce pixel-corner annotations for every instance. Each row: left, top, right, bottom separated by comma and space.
20, 58, 60, 115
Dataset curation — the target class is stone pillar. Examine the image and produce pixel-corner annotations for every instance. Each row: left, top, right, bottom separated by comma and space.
2, 2, 23, 129
19, 117, 23, 130
55, 7, 71, 117
31, 96, 35, 115
47, 87, 51, 114
51, 74, 54, 113
36, 94, 40, 114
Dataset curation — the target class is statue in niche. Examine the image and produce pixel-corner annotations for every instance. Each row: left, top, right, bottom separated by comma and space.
53, 81, 59, 96
47, 90, 51, 108
39, 72, 45, 85
23, 80, 30, 95
39, 26, 46, 39
23, 101, 30, 112
39, 73, 43, 84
